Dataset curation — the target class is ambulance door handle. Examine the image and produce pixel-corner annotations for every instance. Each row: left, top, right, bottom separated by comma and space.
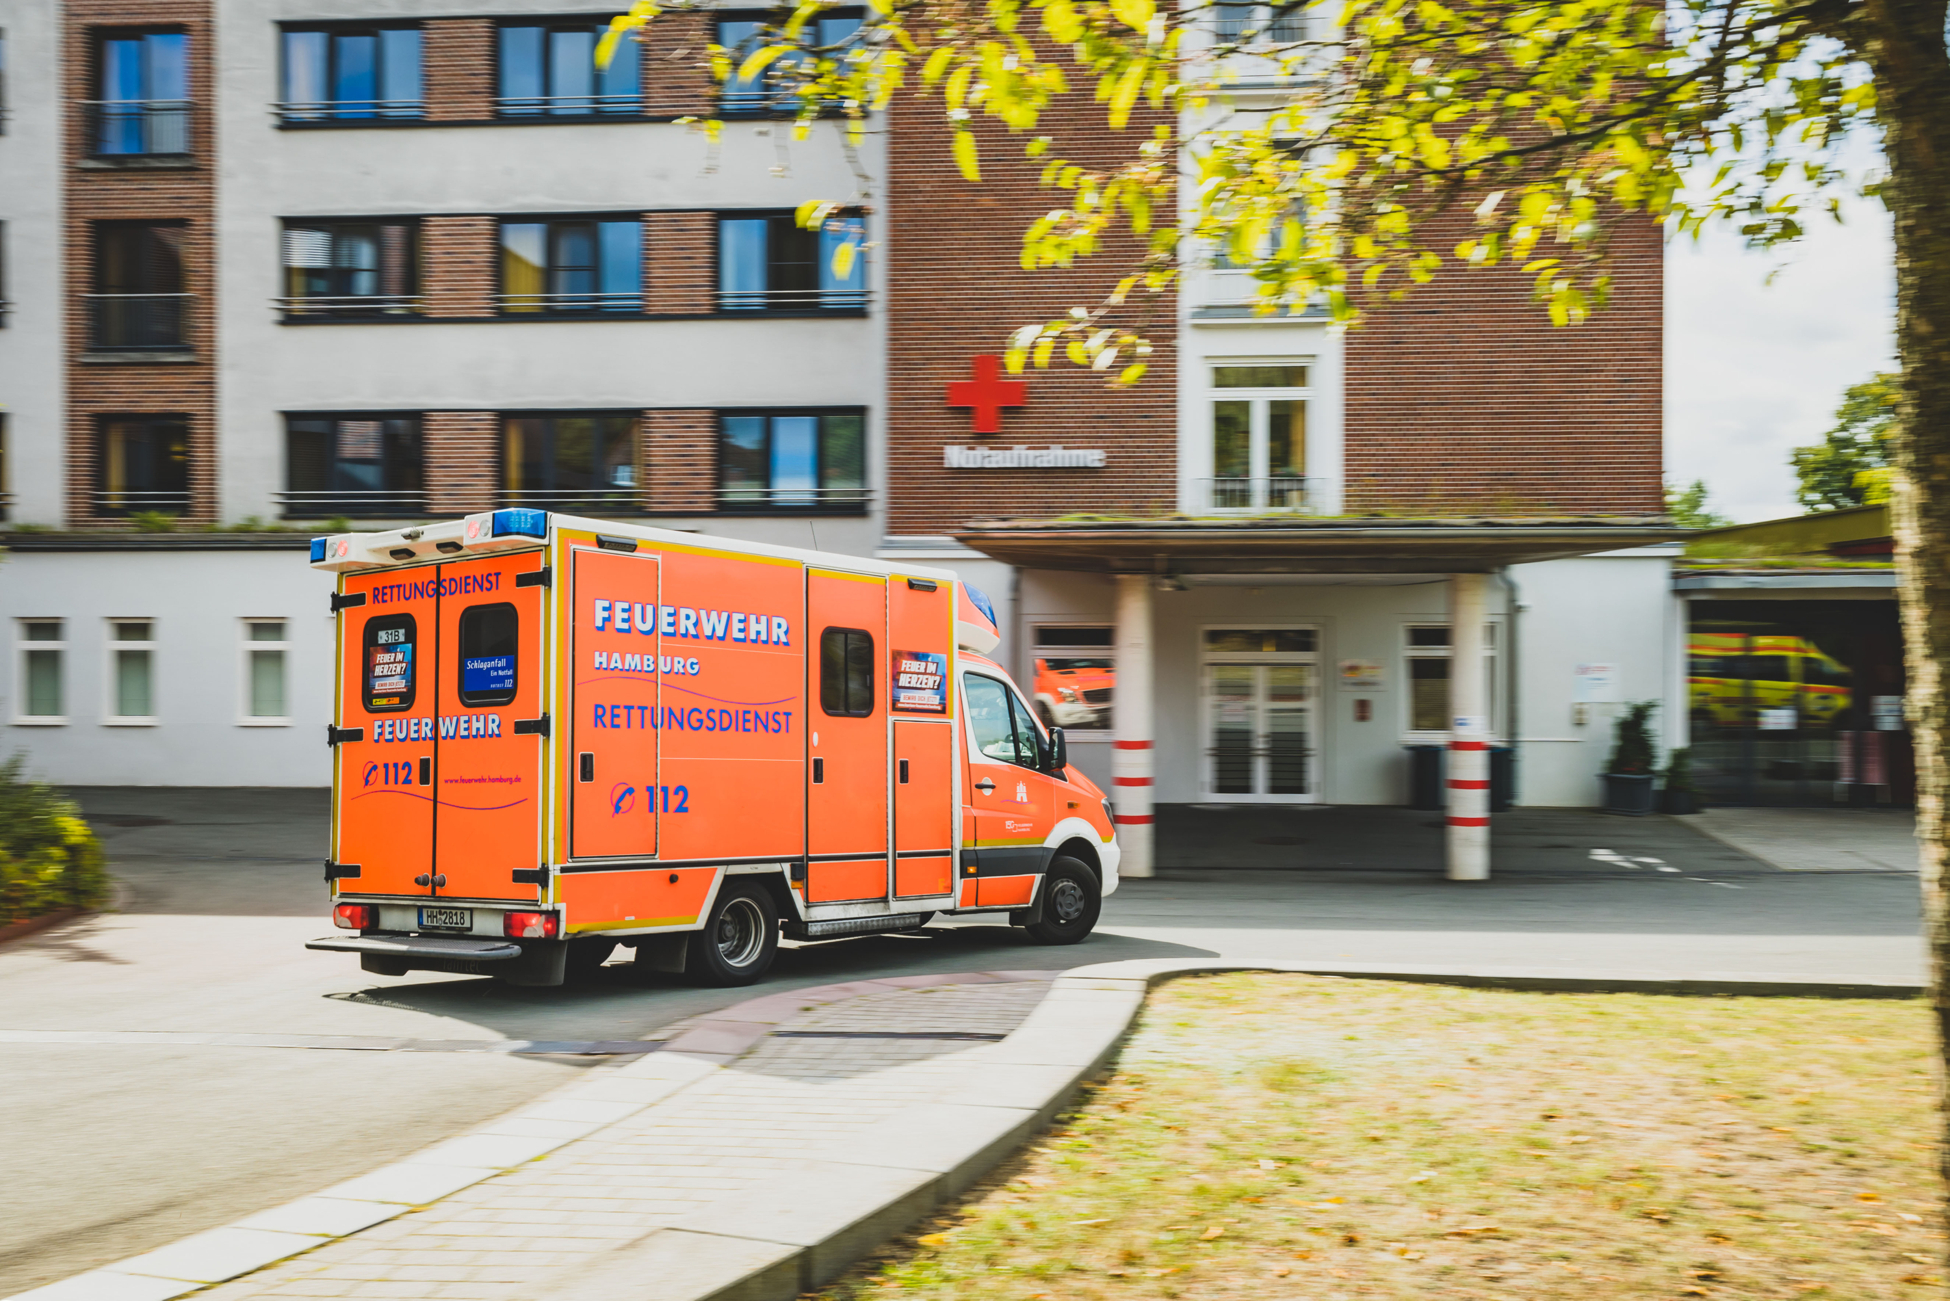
813, 757, 825, 784
899, 759, 910, 784
418, 757, 431, 786
974, 778, 996, 794
578, 753, 594, 783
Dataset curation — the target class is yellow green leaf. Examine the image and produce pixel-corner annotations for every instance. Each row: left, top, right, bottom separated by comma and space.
953, 129, 982, 182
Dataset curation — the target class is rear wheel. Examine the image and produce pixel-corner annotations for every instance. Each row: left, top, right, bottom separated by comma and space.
1024, 857, 1100, 945
683, 882, 779, 986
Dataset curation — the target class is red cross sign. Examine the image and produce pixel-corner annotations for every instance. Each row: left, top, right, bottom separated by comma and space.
946, 354, 1026, 434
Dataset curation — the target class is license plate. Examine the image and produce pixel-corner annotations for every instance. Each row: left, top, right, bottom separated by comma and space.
418, 907, 472, 931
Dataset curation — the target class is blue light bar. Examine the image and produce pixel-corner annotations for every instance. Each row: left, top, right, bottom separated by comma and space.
964, 583, 998, 627
309, 538, 329, 563
491, 509, 549, 539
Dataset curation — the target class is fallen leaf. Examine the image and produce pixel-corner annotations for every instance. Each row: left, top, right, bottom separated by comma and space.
1858, 1192, 1882, 1202
1272, 1266, 1291, 1277
1902, 1275, 1945, 1286
1201, 1226, 1226, 1240
1342, 1232, 1361, 1245
1072, 1218, 1110, 1226
1898, 1213, 1924, 1223
1257, 1159, 1279, 1170
916, 1233, 952, 1246
1904, 1254, 1935, 1265
1570, 1136, 1592, 1144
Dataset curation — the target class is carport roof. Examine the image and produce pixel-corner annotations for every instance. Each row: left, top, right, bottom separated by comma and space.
952, 515, 1687, 574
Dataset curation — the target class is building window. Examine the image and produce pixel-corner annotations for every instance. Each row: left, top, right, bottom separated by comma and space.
280, 221, 419, 317
106, 619, 156, 723
718, 13, 861, 115
89, 30, 190, 155
98, 416, 190, 518
90, 223, 188, 352
502, 413, 637, 509
499, 219, 641, 313
718, 409, 866, 512
1031, 626, 1115, 731
496, 22, 639, 116
718, 212, 866, 312
1212, 1, 1306, 42
17, 620, 65, 723
1404, 623, 1499, 736
244, 621, 289, 722
280, 25, 422, 122
1208, 361, 1308, 511
283, 415, 424, 518
0, 414, 10, 523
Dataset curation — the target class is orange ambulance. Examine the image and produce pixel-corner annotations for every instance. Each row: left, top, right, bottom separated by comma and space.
306, 510, 1120, 987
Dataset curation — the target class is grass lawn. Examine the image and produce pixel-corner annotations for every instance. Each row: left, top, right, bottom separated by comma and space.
818, 974, 1944, 1300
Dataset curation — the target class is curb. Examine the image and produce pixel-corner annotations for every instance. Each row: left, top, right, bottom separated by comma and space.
0, 908, 87, 949
527, 957, 1924, 1301
11, 960, 1922, 1301
3, 970, 1050, 1301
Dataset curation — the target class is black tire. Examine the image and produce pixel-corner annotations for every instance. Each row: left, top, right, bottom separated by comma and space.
1024, 856, 1101, 945
683, 881, 780, 986
564, 936, 619, 983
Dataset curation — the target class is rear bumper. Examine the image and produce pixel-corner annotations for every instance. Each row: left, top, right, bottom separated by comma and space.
307, 934, 523, 961
308, 932, 568, 986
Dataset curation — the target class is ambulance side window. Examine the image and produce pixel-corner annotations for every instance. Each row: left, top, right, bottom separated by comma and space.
820, 628, 874, 717
964, 673, 1036, 768
1007, 689, 1052, 770
458, 603, 519, 707
364, 614, 417, 712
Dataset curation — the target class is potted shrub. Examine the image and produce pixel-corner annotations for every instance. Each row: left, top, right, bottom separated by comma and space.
1603, 701, 1659, 815
1659, 746, 1700, 814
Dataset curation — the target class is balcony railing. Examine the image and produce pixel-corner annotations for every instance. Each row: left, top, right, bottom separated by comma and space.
501, 488, 642, 510
275, 98, 425, 124
494, 94, 642, 117
86, 294, 192, 351
94, 489, 192, 518
494, 292, 643, 315
1200, 476, 1319, 513
84, 100, 193, 156
717, 288, 870, 313
276, 294, 423, 320
275, 490, 428, 519
716, 485, 870, 512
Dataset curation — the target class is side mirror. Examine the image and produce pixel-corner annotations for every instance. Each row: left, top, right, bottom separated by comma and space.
1048, 726, 1068, 772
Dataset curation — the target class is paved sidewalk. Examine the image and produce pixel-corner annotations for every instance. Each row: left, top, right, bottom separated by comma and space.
1690, 806, 1920, 873
17, 973, 1057, 1301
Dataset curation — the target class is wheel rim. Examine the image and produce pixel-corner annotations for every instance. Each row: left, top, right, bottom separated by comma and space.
1050, 877, 1088, 923
715, 896, 766, 967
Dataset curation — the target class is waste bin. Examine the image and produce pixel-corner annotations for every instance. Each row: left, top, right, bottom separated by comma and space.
1408, 744, 1515, 811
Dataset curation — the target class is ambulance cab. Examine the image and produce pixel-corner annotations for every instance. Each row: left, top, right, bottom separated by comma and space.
306, 511, 1119, 987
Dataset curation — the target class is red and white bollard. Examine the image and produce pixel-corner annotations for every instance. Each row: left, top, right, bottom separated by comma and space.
1446, 572, 1491, 881
1113, 574, 1155, 878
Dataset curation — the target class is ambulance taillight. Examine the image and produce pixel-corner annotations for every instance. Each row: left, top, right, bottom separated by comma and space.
333, 904, 375, 930
503, 911, 560, 940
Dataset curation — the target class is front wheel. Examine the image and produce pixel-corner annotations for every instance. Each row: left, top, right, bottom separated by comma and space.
1024, 857, 1101, 945
684, 882, 780, 986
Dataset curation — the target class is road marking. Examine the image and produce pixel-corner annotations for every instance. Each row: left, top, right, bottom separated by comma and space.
0, 1029, 658, 1055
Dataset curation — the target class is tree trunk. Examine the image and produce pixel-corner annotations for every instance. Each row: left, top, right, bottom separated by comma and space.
1858, 0, 1950, 1222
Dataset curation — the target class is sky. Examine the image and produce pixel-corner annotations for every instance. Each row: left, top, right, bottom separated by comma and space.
1663, 192, 1897, 523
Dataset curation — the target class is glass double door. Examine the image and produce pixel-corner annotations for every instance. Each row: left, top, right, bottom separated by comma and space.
1202, 663, 1316, 801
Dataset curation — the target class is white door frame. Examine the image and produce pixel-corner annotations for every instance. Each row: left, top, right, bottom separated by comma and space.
1198, 624, 1320, 803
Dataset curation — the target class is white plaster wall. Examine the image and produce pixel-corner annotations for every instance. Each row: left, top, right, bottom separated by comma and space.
0, 0, 66, 525
1507, 548, 1680, 807
214, 0, 889, 529
0, 550, 337, 785
1019, 555, 1676, 808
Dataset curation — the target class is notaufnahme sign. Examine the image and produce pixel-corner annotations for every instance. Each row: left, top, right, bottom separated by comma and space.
943, 445, 1107, 469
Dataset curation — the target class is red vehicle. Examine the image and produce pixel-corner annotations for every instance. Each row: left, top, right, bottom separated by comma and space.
1033, 657, 1116, 728
306, 511, 1121, 987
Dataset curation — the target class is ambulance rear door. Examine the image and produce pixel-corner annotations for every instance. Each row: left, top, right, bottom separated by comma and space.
333, 569, 439, 896
430, 550, 549, 900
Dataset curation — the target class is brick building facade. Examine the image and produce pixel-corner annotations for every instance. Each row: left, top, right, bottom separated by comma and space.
1, 0, 1678, 809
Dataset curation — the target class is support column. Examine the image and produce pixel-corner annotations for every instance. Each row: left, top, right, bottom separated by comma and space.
1113, 574, 1155, 878
1447, 573, 1490, 881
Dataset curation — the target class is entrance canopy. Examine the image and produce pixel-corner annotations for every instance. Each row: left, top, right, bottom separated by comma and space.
953, 515, 1682, 575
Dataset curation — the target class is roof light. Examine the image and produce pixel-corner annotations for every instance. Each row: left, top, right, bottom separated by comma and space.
492, 509, 548, 539
965, 583, 998, 626
310, 538, 329, 563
